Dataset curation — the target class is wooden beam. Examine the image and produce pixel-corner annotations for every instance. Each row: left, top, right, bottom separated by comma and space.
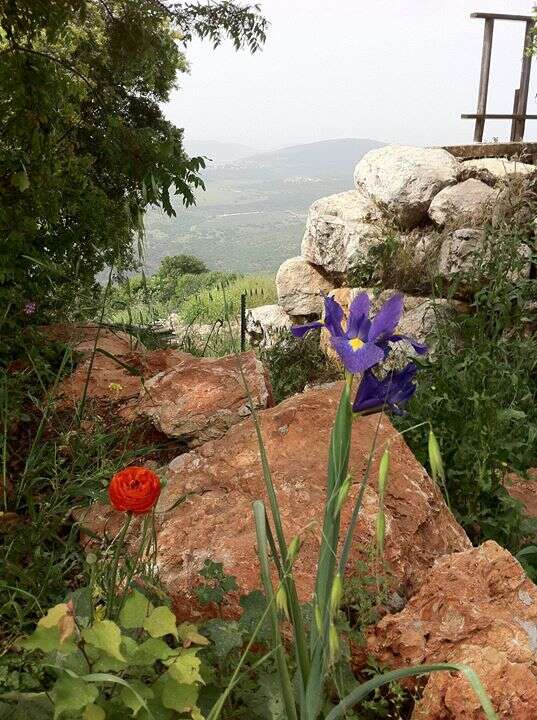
471, 12, 534, 22
511, 89, 520, 141
439, 141, 537, 161
474, 17, 494, 142
514, 20, 534, 141
462, 113, 537, 119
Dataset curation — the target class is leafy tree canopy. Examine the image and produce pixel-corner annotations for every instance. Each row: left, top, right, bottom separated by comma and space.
157, 254, 209, 279
0, 0, 266, 337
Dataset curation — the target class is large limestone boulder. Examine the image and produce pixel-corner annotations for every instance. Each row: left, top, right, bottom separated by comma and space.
276, 256, 335, 316
245, 304, 293, 349
80, 383, 469, 621
368, 541, 537, 719
300, 190, 382, 274
428, 178, 497, 227
132, 351, 272, 445
463, 157, 537, 178
354, 146, 460, 229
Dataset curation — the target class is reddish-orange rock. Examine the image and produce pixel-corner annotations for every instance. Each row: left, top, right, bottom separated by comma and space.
132, 351, 272, 444
80, 383, 468, 621
40, 324, 145, 357
368, 541, 537, 719
56, 344, 271, 446
505, 468, 537, 518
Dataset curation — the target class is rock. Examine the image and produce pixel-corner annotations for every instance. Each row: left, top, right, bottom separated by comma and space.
462, 157, 537, 178
40, 324, 145, 357
437, 228, 484, 288
300, 190, 382, 274
133, 351, 272, 445
245, 304, 293, 349
318, 288, 465, 367
368, 541, 537, 720
276, 256, 335, 316
80, 383, 470, 621
56, 348, 187, 407
437, 228, 531, 297
428, 179, 497, 227
505, 468, 537, 518
354, 146, 460, 229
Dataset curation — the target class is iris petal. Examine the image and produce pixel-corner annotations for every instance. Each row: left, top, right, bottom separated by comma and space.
352, 362, 418, 415
387, 333, 428, 355
323, 295, 345, 337
331, 337, 385, 374
368, 294, 404, 342
346, 292, 371, 338
291, 321, 323, 337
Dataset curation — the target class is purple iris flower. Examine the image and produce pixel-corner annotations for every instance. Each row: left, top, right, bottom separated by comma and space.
353, 362, 418, 416
291, 292, 427, 375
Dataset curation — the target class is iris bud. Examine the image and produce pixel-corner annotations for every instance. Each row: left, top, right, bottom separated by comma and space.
329, 621, 339, 661
275, 583, 289, 619
378, 448, 390, 498
286, 536, 301, 565
428, 430, 445, 484
330, 573, 343, 616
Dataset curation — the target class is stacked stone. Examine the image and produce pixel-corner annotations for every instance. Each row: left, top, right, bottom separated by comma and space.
249, 145, 535, 349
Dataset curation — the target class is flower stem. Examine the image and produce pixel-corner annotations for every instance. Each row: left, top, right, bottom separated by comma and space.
106, 512, 132, 619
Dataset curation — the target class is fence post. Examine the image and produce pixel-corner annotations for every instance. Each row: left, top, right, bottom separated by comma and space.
240, 291, 247, 352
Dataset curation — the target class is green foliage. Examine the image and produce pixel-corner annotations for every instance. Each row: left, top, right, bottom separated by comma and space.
0, 0, 266, 339
261, 331, 341, 404
395, 210, 537, 551
180, 274, 277, 325
195, 560, 239, 607
157, 255, 209, 280
8, 592, 208, 719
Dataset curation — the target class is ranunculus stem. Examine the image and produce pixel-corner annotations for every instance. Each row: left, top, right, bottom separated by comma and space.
106, 511, 132, 619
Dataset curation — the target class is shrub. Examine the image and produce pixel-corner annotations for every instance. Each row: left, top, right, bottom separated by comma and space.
395, 200, 537, 550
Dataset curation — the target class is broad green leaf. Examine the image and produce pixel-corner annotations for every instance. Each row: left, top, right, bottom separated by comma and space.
120, 680, 154, 716
238, 591, 271, 642
82, 620, 125, 662
51, 677, 98, 719
0, 693, 52, 720
119, 591, 154, 629
20, 625, 76, 654
167, 650, 203, 685
82, 705, 105, 720
160, 679, 198, 712
177, 623, 209, 647
129, 638, 177, 666
202, 619, 242, 658
39, 603, 69, 629
143, 606, 177, 639
92, 636, 138, 672
246, 673, 286, 720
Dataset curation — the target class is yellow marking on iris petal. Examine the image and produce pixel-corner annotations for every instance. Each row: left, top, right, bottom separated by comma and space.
349, 337, 364, 350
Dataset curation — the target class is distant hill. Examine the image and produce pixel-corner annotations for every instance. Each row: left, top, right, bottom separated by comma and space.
218, 138, 385, 179
144, 137, 385, 274
185, 140, 259, 164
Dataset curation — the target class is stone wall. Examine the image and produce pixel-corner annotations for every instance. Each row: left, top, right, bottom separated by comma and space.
247, 145, 536, 349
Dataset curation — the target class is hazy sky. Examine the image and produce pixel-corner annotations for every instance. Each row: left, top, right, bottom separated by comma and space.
165, 1, 537, 151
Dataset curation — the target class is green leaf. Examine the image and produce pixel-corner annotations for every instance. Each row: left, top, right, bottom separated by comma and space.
20, 626, 62, 654
39, 604, 70, 629
82, 620, 125, 662
202, 619, 242, 659
246, 673, 286, 720
238, 591, 271, 642
143, 606, 178, 639
120, 591, 154, 629
129, 638, 177, 666
160, 679, 198, 712
11, 168, 30, 192
51, 677, 98, 719
70, 587, 93, 627
177, 623, 209, 647
120, 680, 154, 716
167, 650, 203, 685
82, 705, 105, 720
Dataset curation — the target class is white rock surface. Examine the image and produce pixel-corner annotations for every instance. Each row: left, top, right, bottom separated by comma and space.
463, 157, 537, 178
354, 145, 460, 229
437, 228, 484, 280
276, 256, 335, 317
300, 189, 382, 273
245, 304, 293, 348
428, 178, 497, 227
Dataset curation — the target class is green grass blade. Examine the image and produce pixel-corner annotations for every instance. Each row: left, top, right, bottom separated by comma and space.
325, 663, 498, 720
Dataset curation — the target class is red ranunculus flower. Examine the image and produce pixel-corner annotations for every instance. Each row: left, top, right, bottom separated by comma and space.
108, 466, 161, 514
